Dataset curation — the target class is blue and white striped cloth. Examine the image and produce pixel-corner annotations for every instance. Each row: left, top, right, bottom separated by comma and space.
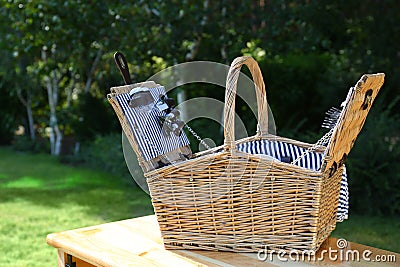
237, 140, 349, 221
337, 166, 349, 221
116, 86, 190, 161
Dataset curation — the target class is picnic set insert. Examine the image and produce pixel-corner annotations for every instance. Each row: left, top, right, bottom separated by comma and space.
107, 55, 384, 252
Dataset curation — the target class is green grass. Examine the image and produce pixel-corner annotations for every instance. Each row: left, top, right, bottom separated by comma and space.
0, 147, 153, 267
332, 215, 400, 253
0, 147, 398, 266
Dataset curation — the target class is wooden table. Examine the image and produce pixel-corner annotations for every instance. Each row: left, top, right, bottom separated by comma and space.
46, 215, 398, 267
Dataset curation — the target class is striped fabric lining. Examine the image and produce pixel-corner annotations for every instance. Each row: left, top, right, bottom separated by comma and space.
237, 140, 349, 222
337, 166, 349, 221
237, 140, 324, 170
116, 86, 190, 161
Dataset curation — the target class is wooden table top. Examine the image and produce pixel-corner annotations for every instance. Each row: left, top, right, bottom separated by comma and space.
46, 215, 399, 267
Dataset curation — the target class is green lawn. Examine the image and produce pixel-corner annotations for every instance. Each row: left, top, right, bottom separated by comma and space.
0, 147, 398, 266
332, 215, 400, 253
0, 147, 153, 266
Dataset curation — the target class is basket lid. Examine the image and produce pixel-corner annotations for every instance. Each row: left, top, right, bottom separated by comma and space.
322, 73, 385, 175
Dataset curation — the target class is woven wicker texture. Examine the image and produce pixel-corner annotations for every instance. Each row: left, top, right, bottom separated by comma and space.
143, 56, 384, 252
108, 56, 384, 253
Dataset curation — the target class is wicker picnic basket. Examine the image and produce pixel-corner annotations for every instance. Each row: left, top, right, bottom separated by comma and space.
108, 56, 384, 252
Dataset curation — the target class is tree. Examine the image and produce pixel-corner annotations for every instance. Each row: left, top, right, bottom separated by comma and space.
0, 2, 40, 141
0, 0, 125, 154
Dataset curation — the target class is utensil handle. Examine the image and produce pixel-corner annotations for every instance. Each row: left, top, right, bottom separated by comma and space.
223, 56, 269, 151
114, 51, 132, 85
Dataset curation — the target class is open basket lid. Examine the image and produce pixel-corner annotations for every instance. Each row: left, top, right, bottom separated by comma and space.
108, 81, 191, 162
322, 73, 385, 175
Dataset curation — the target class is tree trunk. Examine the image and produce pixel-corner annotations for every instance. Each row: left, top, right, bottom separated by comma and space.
74, 141, 80, 155
43, 49, 63, 156
17, 88, 35, 140
54, 122, 62, 156
46, 77, 57, 155
47, 90, 63, 156
17, 57, 35, 140
26, 96, 35, 140
66, 71, 75, 108
50, 70, 63, 156
84, 48, 102, 93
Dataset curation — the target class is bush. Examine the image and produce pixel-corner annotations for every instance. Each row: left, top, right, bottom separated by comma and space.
346, 98, 400, 216
12, 135, 49, 154
72, 93, 120, 142
0, 88, 20, 145
259, 53, 340, 135
0, 115, 16, 145
61, 133, 132, 181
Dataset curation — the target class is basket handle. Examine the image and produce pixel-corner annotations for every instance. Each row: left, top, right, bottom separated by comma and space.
224, 56, 268, 151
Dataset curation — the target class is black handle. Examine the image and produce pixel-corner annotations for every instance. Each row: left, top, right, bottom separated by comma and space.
114, 51, 132, 85
65, 254, 76, 267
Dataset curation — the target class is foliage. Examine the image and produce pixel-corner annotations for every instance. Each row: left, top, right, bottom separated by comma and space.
258, 53, 336, 135
12, 134, 49, 153
61, 133, 131, 180
71, 93, 120, 142
346, 98, 400, 215
0, 1, 398, 214
0, 84, 19, 145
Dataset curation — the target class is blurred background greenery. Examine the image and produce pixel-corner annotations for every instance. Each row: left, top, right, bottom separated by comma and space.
0, 0, 399, 265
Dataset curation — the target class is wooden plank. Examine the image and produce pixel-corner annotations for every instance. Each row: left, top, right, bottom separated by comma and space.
47, 216, 205, 267
57, 249, 65, 267
47, 215, 399, 267
173, 238, 399, 267
175, 250, 279, 267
